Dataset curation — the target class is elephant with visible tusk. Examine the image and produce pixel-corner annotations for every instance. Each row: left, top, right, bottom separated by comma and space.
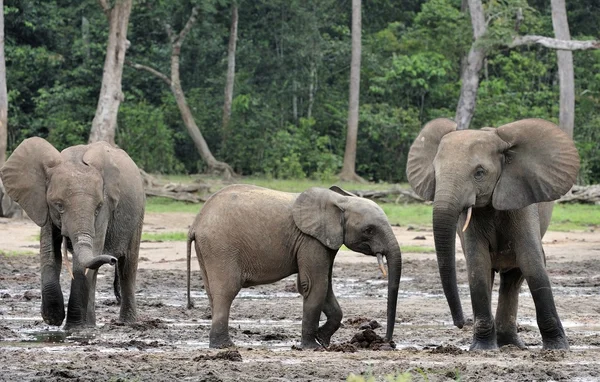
407, 118, 579, 350
0, 137, 145, 330
186, 184, 402, 349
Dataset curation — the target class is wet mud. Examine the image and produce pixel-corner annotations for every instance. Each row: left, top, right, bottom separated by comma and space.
2, 214, 600, 381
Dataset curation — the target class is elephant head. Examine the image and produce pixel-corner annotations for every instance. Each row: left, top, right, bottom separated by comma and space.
292, 186, 402, 341
406, 118, 579, 328
0, 138, 121, 325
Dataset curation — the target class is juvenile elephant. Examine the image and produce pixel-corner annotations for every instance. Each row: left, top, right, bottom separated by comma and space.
406, 118, 579, 350
0, 137, 145, 329
186, 184, 402, 349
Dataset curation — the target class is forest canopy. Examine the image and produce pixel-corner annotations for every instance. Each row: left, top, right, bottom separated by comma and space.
4, 0, 600, 183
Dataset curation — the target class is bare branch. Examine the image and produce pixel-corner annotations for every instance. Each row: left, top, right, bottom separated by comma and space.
127, 61, 171, 86
174, 7, 200, 49
165, 23, 175, 43
510, 35, 600, 51
97, 0, 111, 16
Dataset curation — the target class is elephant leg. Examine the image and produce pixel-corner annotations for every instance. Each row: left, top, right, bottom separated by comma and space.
517, 249, 568, 349
40, 224, 65, 326
208, 276, 240, 349
465, 239, 496, 350
495, 268, 526, 348
84, 269, 99, 325
113, 264, 121, 305
118, 222, 142, 324
117, 255, 138, 324
298, 255, 329, 349
316, 261, 342, 347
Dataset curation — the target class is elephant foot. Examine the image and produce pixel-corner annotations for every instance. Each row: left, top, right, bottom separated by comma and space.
316, 328, 334, 347
41, 307, 65, 327
497, 332, 526, 349
469, 338, 499, 351
542, 337, 569, 350
209, 333, 235, 349
300, 339, 323, 349
63, 321, 95, 331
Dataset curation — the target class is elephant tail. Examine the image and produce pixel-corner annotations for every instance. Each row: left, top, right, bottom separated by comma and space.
186, 230, 195, 309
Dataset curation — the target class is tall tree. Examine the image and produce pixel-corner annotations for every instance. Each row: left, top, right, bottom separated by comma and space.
340, 0, 365, 182
551, 0, 574, 138
0, 0, 6, 166
129, 7, 235, 178
89, 0, 133, 145
454, 0, 486, 131
222, 2, 238, 139
455, 0, 599, 131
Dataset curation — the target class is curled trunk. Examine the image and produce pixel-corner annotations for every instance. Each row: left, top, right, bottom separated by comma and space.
432, 202, 465, 328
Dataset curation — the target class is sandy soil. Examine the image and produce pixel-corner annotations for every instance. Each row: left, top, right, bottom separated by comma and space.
1, 212, 600, 381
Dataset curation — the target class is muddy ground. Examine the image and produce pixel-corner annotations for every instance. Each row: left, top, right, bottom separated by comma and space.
1, 212, 600, 381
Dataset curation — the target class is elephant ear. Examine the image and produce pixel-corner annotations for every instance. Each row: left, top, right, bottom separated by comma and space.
293, 187, 345, 250
329, 185, 357, 197
493, 119, 580, 210
82, 142, 121, 208
406, 118, 457, 201
0, 137, 62, 226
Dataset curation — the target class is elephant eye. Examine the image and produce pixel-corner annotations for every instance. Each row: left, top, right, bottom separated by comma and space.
364, 226, 374, 235
95, 203, 103, 216
474, 167, 486, 180
55, 202, 64, 214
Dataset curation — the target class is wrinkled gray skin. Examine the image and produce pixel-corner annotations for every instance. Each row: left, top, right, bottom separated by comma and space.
0, 137, 145, 330
186, 184, 402, 349
407, 118, 580, 350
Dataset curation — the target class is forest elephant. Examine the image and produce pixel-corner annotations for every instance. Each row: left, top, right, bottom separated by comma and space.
406, 118, 579, 350
186, 184, 402, 349
0, 137, 145, 330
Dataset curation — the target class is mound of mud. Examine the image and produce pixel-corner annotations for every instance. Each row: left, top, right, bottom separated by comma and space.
428, 344, 464, 355
349, 329, 395, 350
107, 318, 168, 331
344, 317, 381, 330
193, 350, 243, 362
322, 343, 358, 353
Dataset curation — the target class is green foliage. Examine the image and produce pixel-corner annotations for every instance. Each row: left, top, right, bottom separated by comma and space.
4, 0, 600, 184
117, 101, 184, 174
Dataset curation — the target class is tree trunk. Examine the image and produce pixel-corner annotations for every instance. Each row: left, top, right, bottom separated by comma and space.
551, 0, 574, 139
307, 62, 316, 120
222, 3, 238, 137
0, 0, 7, 167
340, 0, 365, 183
454, 0, 486, 131
89, 0, 133, 145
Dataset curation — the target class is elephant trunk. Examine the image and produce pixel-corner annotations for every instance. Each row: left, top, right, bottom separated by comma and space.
72, 234, 116, 271
432, 199, 465, 328
384, 235, 402, 342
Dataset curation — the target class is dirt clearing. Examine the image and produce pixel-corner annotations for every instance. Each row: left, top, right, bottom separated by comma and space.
1, 214, 600, 381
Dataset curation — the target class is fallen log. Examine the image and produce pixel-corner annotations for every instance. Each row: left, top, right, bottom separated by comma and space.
349, 188, 426, 204
557, 185, 600, 204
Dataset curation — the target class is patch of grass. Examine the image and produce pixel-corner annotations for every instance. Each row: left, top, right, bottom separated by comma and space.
549, 204, 600, 232
0, 249, 37, 256
381, 203, 432, 227
145, 197, 202, 214
402, 245, 435, 253
141, 232, 187, 242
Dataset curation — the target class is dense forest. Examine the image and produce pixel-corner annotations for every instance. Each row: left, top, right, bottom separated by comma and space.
3, 0, 600, 183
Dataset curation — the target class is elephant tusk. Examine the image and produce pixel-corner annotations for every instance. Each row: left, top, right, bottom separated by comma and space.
85, 268, 89, 276
376, 253, 387, 278
62, 237, 74, 280
462, 206, 473, 232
